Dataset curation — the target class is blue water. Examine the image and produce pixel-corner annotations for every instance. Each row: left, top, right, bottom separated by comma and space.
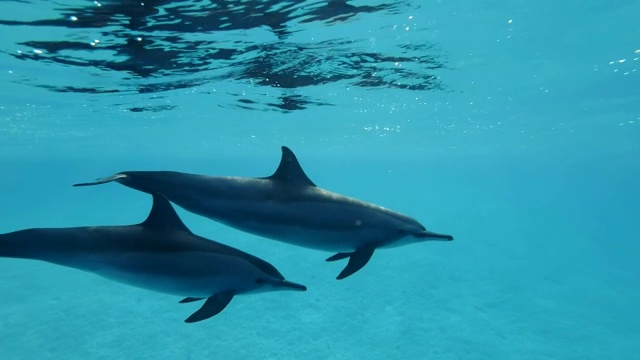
1, 1, 639, 359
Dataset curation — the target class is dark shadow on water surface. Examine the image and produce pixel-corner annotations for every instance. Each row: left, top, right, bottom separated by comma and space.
1, 0, 448, 113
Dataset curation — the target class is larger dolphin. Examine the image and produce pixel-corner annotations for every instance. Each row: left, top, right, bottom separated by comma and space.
74, 146, 454, 280
0, 194, 306, 323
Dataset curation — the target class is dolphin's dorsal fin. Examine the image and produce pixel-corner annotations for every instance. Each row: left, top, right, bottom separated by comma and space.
264, 146, 316, 187
141, 193, 191, 233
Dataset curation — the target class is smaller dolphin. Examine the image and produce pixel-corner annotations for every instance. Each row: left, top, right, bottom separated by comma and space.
74, 146, 454, 280
0, 194, 306, 323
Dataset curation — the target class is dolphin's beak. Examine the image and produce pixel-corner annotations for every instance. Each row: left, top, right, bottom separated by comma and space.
270, 279, 308, 291
413, 230, 454, 241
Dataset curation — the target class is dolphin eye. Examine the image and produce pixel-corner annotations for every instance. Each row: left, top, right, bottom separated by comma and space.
255, 279, 266, 285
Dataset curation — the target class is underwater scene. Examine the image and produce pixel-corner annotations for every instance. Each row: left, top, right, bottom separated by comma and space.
0, 0, 638, 359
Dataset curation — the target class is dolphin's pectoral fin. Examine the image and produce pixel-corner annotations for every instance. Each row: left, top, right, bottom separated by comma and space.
179, 297, 205, 304
184, 292, 235, 323
335, 247, 376, 280
72, 173, 127, 187
325, 252, 352, 262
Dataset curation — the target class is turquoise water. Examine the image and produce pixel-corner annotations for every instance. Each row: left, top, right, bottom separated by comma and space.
1, 1, 639, 359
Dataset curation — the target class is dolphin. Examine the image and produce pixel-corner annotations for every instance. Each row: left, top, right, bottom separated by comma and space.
74, 146, 454, 280
0, 194, 306, 323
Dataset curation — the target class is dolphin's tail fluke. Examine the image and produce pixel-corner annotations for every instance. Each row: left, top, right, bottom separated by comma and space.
73, 173, 127, 187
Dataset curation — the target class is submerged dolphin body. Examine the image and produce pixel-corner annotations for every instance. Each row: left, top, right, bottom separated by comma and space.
0, 194, 306, 323
74, 147, 454, 279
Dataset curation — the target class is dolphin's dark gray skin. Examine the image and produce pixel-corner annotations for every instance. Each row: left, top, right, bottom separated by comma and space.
0, 194, 306, 323
74, 147, 454, 280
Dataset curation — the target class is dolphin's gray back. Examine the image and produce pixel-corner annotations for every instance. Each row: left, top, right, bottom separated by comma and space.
106, 171, 421, 251
70, 147, 453, 280
0, 225, 285, 280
